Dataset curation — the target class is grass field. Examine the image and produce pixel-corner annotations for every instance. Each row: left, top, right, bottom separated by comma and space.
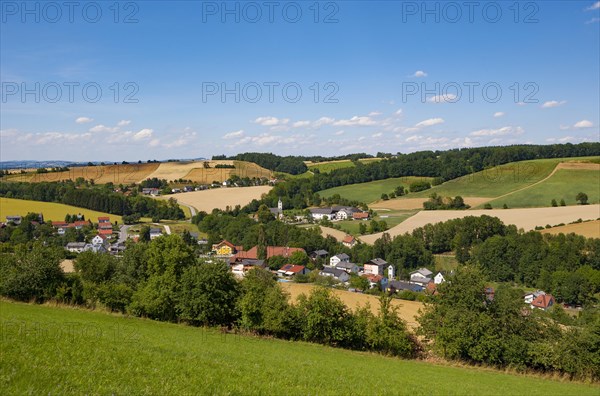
335, 210, 417, 235
2, 301, 597, 395
485, 167, 600, 209
319, 176, 434, 204
0, 197, 122, 223
434, 254, 459, 273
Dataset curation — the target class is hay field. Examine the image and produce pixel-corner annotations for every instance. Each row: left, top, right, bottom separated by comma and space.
5, 163, 160, 184
359, 204, 600, 244
142, 160, 271, 184
541, 220, 600, 239
316, 225, 349, 242
279, 283, 423, 328
160, 186, 272, 212
0, 197, 122, 222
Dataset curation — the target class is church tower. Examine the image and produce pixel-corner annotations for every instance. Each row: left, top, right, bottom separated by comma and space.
278, 197, 283, 211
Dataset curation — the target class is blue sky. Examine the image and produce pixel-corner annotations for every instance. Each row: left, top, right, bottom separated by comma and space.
1, 0, 599, 161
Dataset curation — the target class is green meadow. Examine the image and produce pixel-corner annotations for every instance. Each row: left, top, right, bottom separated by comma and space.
485, 169, 600, 208
308, 158, 383, 174
320, 176, 434, 204
1, 301, 597, 395
0, 197, 122, 223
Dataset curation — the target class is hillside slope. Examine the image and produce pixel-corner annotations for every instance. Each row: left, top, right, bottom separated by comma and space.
2, 301, 597, 395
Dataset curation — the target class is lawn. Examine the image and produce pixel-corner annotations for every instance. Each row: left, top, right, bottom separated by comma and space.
434, 254, 459, 273
2, 301, 598, 395
0, 197, 122, 223
485, 169, 600, 209
319, 176, 434, 204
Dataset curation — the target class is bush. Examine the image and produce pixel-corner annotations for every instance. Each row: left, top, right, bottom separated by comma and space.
409, 180, 432, 193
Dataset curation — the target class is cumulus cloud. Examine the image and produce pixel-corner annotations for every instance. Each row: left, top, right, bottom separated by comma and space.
368, 111, 382, 116
89, 124, 118, 133
75, 117, 93, 124
254, 116, 289, 126
132, 129, 153, 141
541, 100, 566, 108
313, 117, 335, 127
413, 70, 427, 77
427, 94, 457, 104
333, 116, 377, 127
586, 1, 600, 10
493, 112, 505, 118
415, 118, 445, 128
574, 120, 594, 129
117, 120, 132, 126
372, 132, 383, 138
292, 120, 311, 128
586, 17, 600, 23
334, 130, 345, 136
470, 126, 524, 137
223, 130, 245, 139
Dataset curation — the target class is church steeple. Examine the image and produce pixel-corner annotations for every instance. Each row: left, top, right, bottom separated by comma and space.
277, 197, 283, 211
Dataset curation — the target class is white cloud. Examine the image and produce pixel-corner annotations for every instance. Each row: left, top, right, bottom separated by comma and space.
75, 117, 93, 124
333, 116, 377, 127
368, 111, 382, 116
254, 116, 289, 126
547, 136, 576, 143
313, 117, 335, 128
223, 130, 245, 139
415, 118, 445, 128
413, 70, 427, 78
586, 2, 600, 10
470, 126, 524, 137
586, 17, 600, 23
89, 124, 118, 133
541, 100, 566, 108
334, 130, 345, 136
427, 94, 457, 104
132, 129, 153, 141
574, 120, 594, 129
395, 108, 403, 116
292, 121, 311, 128
149, 139, 161, 147
372, 132, 383, 138
117, 120, 132, 127
493, 112, 505, 118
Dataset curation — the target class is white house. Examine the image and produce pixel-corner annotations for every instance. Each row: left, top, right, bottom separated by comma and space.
91, 235, 106, 245
434, 272, 445, 285
309, 208, 336, 221
410, 268, 433, 282
330, 253, 350, 267
149, 228, 162, 240
364, 258, 388, 276
524, 290, 546, 304
66, 242, 86, 253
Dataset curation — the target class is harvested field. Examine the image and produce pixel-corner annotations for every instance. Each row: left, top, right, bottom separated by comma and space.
25, 163, 159, 184
359, 204, 600, 244
60, 259, 75, 273
142, 160, 271, 184
371, 197, 490, 210
540, 220, 600, 239
317, 226, 349, 242
279, 282, 423, 328
160, 186, 272, 213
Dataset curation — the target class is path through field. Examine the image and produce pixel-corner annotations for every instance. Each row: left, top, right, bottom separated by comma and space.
359, 204, 600, 244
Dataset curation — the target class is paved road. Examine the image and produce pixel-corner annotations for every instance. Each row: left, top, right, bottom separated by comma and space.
117, 225, 131, 243
180, 202, 197, 218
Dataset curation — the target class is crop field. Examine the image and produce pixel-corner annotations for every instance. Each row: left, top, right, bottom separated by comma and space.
159, 186, 272, 213
319, 176, 434, 204
3, 160, 272, 185
360, 205, 600, 244
485, 166, 600, 209
0, 197, 122, 223
541, 220, 600, 239
305, 158, 383, 173
2, 301, 597, 395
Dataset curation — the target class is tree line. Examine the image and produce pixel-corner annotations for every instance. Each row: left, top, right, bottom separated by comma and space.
212, 153, 308, 175
0, 181, 184, 220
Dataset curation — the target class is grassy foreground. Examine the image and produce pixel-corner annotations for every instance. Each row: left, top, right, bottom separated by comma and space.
1, 301, 598, 395
0, 197, 122, 223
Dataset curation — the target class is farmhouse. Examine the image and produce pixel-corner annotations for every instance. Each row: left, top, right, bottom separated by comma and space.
142, 188, 160, 195
309, 208, 336, 221
230, 246, 306, 262
310, 249, 329, 260
149, 228, 162, 240
91, 235, 107, 245
330, 253, 350, 267
388, 280, 424, 293
98, 216, 110, 224
231, 259, 266, 277
5, 215, 22, 225
277, 264, 310, 277
66, 242, 86, 253
362, 274, 388, 289
212, 240, 241, 256
320, 267, 350, 283
364, 258, 388, 276
434, 272, 446, 284
309, 206, 362, 222
352, 212, 370, 220
410, 268, 433, 285
342, 235, 357, 248
531, 294, 555, 311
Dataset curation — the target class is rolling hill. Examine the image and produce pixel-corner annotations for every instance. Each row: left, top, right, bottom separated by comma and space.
0, 197, 122, 223
2, 301, 597, 395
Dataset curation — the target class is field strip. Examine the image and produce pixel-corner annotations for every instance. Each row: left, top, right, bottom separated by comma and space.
540, 220, 600, 239
279, 282, 423, 328
317, 225, 348, 241
359, 204, 600, 244
158, 186, 272, 213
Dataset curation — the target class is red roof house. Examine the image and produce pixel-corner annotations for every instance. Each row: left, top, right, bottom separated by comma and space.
531, 294, 555, 311
98, 228, 113, 236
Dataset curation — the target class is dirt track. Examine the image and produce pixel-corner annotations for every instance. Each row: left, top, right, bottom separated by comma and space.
359, 204, 600, 244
